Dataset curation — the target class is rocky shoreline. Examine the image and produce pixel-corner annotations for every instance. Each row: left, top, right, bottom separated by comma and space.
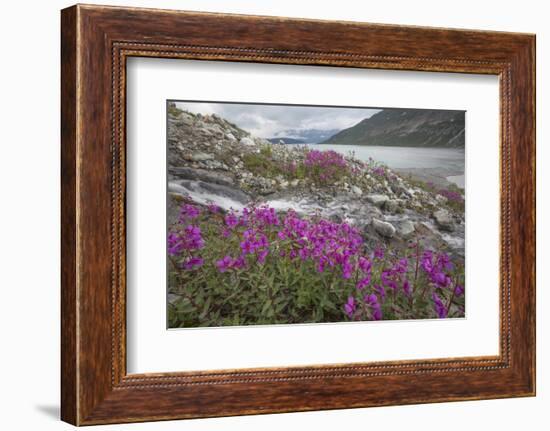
167, 104, 465, 259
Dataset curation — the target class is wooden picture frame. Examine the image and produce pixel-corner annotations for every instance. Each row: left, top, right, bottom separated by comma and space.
61, 4, 535, 425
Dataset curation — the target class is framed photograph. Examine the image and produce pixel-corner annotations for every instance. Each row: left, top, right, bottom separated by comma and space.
61, 4, 535, 425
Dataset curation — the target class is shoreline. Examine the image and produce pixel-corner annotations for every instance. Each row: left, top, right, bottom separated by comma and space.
394, 167, 464, 190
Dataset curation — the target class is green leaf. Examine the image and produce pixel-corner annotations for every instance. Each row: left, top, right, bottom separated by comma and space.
261, 300, 272, 316
199, 296, 212, 319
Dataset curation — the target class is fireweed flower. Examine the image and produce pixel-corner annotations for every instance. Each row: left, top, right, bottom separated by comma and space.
344, 296, 356, 318
183, 225, 204, 250
179, 203, 201, 221
224, 212, 239, 229
358, 256, 372, 273
432, 292, 448, 318
257, 249, 269, 264
402, 279, 412, 297
438, 189, 464, 203
342, 261, 354, 279
364, 293, 382, 320
374, 284, 386, 301
167, 224, 205, 256
167, 232, 184, 256
381, 258, 408, 292
232, 255, 246, 270
207, 203, 220, 213
373, 247, 385, 260
372, 166, 385, 177
302, 150, 349, 183
421, 250, 454, 288
182, 256, 204, 270
169, 202, 463, 323
216, 255, 233, 273
356, 275, 371, 290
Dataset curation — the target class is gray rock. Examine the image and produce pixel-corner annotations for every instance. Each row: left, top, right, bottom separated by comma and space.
433, 209, 454, 231
226, 132, 236, 141
202, 124, 224, 136
398, 220, 416, 238
435, 194, 448, 204
372, 218, 396, 238
366, 194, 390, 208
167, 192, 183, 226
240, 137, 255, 146
186, 152, 214, 162
351, 185, 363, 196
169, 167, 234, 186
279, 180, 289, 189
204, 160, 229, 170
290, 179, 300, 187
384, 199, 400, 213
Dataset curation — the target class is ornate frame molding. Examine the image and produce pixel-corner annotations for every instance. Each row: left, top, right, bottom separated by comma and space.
61, 5, 535, 425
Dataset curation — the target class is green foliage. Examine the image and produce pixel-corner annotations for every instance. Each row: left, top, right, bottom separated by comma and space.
242, 146, 285, 178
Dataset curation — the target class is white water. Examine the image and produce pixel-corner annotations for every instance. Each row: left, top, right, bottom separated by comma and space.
169, 181, 247, 211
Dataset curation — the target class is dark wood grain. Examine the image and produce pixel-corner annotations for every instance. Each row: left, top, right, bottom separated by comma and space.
60, 5, 78, 425
61, 4, 536, 425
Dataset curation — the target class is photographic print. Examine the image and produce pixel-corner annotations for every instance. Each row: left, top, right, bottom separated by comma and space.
167, 101, 466, 328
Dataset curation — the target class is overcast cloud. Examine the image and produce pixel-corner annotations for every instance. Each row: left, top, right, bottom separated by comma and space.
175, 102, 380, 139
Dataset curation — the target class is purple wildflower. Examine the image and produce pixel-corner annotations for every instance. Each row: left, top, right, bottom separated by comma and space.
182, 256, 204, 270
224, 212, 239, 229
207, 203, 220, 213
358, 256, 372, 273
364, 293, 382, 320
403, 279, 412, 297
216, 255, 233, 273
421, 250, 453, 288
373, 247, 385, 260
432, 292, 448, 318
344, 296, 356, 318
179, 204, 200, 221
374, 284, 386, 301
356, 275, 371, 290
372, 166, 385, 177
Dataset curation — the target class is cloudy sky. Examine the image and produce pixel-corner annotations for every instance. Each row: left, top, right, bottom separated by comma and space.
175, 101, 380, 139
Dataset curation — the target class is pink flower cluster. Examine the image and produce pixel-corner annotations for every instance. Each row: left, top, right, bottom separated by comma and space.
303, 150, 349, 183
168, 203, 464, 321
438, 188, 464, 203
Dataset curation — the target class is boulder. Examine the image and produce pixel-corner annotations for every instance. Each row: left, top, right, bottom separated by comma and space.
351, 185, 363, 196
185, 152, 214, 162
366, 194, 390, 208
398, 220, 416, 238
372, 218, 396, 238
240, 137, 255, 146
168, 167, 234, 186
384, 199, 400, 213
433, 209, 454, 231
435, 194, 448, 204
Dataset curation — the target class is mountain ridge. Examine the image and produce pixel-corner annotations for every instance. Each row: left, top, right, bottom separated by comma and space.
322, 109, 465, 148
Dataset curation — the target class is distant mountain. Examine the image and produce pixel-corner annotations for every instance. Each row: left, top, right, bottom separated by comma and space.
267, 137, 306, 145
270, 128, 341, 145
322, 109, 465, 148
